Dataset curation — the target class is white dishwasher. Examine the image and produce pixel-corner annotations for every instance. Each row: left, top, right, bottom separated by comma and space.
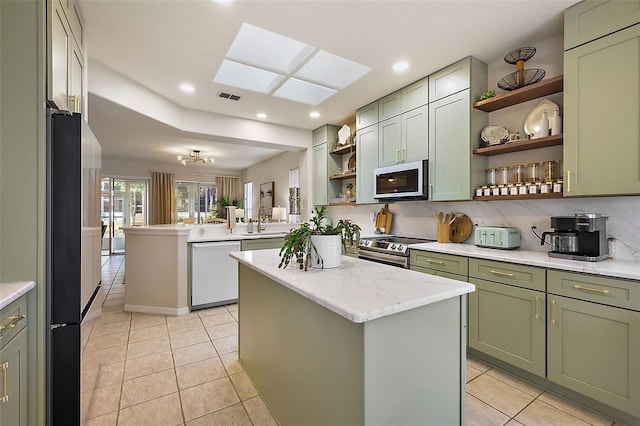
191, 240, 241, 309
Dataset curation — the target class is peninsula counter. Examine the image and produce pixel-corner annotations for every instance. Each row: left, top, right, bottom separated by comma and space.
230, 249, 475, 426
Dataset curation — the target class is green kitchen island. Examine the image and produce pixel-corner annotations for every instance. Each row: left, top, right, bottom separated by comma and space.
230, 249, 475, 426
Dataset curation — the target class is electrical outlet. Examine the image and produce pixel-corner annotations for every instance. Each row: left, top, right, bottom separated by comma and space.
529, 217, 548, 231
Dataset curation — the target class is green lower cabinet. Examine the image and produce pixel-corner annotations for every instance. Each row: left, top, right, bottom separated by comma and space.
547, 294, 640, 417
240, 237, 285, 251
468, 278, 546, 377
410, 264, 467, 282
0, 328, 27, 426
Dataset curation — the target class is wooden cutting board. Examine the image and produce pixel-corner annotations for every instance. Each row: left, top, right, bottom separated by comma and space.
449, 214, 473, 243
375, 206, 393, 234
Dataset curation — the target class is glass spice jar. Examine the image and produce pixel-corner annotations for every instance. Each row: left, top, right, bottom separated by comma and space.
513, 164, 526, 184
527, 162, 541, 183
486, 168, 497, 186
553, 179, 563, 193
509, 184, 518, 196
540, 181, 552, 194
491, 185, 500, 196
498, 166, 510, 185
543, 160, 556, 181
499, 184, 509, 196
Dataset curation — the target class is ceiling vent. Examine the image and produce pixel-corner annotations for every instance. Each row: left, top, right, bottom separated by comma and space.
218, 92, 241, 101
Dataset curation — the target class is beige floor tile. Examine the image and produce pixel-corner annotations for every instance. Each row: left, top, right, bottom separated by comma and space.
91, 320, 130, 338
82, 345, 127, 370
173, 341, 218, 367
467, 356, 492, 373
213, 334, 238, 355
120, 369, 178, 408
102, 298, 124, 308
117, 392, 184, 426
466, 365, 483, 383
101, 304, 125, 315
130, 313, 166, 330
105, 293, 124, 301
200, 312, 235, 327
197, 306, 229, 318
206, 322, 238, 340
166, 311, 201, 323
230, 371, 259, 401
167, 317, 204, 333
176, 356, 227, 390
230, 311, 239, 321
128, 324, 168, 343
186, 403, 252, 426
505, 420, 525, 426
243, 395, 278, 426
515, 399, 592, 426
126, 336, 171, 360
220, 352, 244, 375
486, 368, 544, 398
538, 392, 614, 426
180, 377, 240, 421
123, 350, 174, 380
92, 362, 125, 389
107, 286, 125, 294
226, 303, 239, 313
170, 328, 210, 349
83, 411, 118, 426
466, 374, 535, 417
86, 383, 121, 420
85, 331, 129, 353
465, 393, 510, 426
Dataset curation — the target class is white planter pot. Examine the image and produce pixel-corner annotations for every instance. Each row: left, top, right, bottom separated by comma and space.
310, 234, 342, 269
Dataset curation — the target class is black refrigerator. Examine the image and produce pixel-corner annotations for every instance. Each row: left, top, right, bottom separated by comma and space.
45, 108, 81, 426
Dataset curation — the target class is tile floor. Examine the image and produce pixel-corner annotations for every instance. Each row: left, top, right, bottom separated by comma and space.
82, 255, 620, 425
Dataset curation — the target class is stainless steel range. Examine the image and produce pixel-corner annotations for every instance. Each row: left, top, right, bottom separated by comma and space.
358, 236, 434, 268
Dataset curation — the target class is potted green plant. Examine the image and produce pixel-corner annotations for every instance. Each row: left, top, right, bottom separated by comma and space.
279, 206, 361, 270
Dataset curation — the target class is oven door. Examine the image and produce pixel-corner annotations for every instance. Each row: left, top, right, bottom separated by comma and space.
358, 250, 409, 268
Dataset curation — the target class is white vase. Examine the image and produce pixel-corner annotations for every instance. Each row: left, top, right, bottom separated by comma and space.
310, 234, 342, 269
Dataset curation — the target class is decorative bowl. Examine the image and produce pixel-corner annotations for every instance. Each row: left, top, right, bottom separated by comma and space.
497, 69, 546, 91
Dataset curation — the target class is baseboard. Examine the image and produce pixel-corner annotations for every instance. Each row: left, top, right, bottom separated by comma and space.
124, 304, 190, 316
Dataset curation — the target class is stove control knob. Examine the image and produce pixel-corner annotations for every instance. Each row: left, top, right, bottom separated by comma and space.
396, 244, 404, 251
390, 244, 396, 249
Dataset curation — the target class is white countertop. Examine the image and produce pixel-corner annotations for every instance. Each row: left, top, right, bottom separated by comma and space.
409, 243, 640, 281
0, 281, 35, 310
230, 249, 475, 324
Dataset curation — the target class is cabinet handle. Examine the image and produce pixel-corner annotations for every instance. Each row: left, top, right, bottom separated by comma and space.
567, 170, 571, 193
395, 149, 400, 163
402, 148, 406, 162
534, 295, 541, 319
573, 284, 610, 294
426, 259, 444, 265
68, 94, 79, 113
1, 362, 8, 403
550, 299, 556, 324
0, 314, 26, 331
490, 270, 514, 278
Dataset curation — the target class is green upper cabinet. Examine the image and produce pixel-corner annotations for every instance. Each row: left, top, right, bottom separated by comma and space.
355, 101, 379, 131
378, 90, 402, 122
355, 124, 379, 204
563, 23, 640, 196
428, 57, 487, 201
378, 77, 429, 122
312, 125, 340, 206
564, 0, 640, 50
378, 115, 402, 166
378, 105, 428, 167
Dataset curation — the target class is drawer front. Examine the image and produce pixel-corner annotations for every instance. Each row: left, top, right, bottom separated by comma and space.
548, 269, 640, 311
241, 237, 285, 251
0, 295, 28, 349
469, 258, 545, 291
409, 250, 468, 276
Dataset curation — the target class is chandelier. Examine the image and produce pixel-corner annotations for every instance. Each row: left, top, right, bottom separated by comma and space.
177, 150, 214, 165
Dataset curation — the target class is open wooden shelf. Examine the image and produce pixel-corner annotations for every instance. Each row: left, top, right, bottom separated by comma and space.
330, 144, 355, 155
474, 192, 563, 201
473, 134, 563, 156
329, 172, 356, 180
473, 75, 563, 112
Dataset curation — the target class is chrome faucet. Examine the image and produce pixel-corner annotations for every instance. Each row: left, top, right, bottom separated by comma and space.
257, 205, 267, 233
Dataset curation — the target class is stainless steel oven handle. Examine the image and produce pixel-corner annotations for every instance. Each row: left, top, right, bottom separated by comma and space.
358, 251, 408, 268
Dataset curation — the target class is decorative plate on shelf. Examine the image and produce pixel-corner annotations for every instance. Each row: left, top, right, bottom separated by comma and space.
480, 125, 509, 146
524, 99, 558, 138
337, 124, 351, 145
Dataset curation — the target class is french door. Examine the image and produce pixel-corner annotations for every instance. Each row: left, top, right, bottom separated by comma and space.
100, 178, 148, 254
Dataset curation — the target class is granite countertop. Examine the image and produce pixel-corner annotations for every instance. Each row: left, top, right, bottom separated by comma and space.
0, 281, 35, 310
408, 243, 640, 281
230, 249, 475, 323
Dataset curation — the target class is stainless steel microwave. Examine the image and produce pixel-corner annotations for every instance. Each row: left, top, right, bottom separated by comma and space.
373, 160, 428, 200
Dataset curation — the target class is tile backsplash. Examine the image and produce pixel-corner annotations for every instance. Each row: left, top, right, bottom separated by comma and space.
327, 196, 640, 261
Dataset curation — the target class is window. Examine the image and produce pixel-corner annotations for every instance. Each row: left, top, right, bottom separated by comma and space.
175, 181, 217, 223
244, 181, 253, 220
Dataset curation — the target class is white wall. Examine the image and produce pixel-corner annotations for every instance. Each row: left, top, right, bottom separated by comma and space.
241, 150, 309, 220
326, 33, 640, 262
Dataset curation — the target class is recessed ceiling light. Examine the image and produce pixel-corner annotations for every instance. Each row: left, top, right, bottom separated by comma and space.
392, 60, 410, 72
256, 113, 267, 119
179, 83, 195, 93
309, 111, 320, 118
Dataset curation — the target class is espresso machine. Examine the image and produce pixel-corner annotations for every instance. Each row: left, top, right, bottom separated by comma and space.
541, 213, 609, 261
